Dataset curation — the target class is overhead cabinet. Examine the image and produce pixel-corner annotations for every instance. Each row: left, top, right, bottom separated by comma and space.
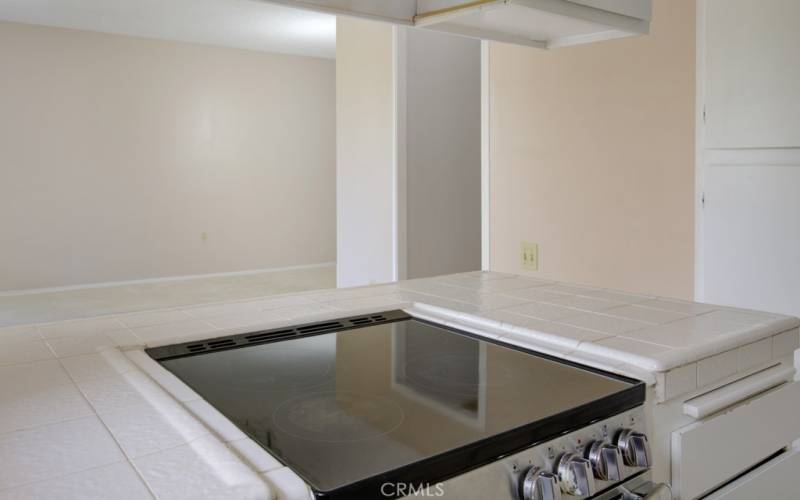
263, 0, 652, 48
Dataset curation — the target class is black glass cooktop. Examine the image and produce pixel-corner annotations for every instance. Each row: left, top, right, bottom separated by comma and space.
149, 311, 643, 499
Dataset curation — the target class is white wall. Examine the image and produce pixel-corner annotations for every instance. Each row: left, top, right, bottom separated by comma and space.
404, 28, 482, 279
0, 21, 336, 291
335, 17, 397, 288
699, 0, 800, 316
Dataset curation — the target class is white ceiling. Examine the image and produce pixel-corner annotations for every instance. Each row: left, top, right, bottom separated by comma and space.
0, 0, 336, 59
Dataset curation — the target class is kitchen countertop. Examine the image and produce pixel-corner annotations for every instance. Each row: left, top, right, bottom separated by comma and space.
2, 271, 798, 499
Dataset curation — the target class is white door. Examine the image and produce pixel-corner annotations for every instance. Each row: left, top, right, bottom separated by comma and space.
699, 0, 800, 316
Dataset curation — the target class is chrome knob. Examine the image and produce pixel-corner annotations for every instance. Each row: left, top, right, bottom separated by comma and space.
586, 440, 623, 481
616, 429, 652, 468
556, 453, 596, 497
520, 466, 562, 500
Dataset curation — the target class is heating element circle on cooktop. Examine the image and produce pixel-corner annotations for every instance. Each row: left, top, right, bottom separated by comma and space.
272, 391, 405, 443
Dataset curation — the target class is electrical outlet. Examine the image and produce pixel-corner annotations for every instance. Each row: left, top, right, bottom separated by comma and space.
521, 242, 539, 271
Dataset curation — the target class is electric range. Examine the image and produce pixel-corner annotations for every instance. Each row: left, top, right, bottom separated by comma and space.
148, 310, 659, 499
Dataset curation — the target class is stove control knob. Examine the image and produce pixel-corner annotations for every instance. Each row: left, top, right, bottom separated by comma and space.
616, 429, 652, 468
586, 440, 623, 481
556, 453, 596, 497
520, 466, 562, 500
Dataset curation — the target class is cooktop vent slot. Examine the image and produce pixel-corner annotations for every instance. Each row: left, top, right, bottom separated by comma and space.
146, 310, 411, 361
350, 317, 373, 325
245, 329, 295, 343
297, 321, 343, 334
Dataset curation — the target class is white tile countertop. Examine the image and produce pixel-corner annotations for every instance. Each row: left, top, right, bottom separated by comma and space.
1, 271, 798, 498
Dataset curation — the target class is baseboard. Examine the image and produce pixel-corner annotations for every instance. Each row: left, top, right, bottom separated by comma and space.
0, 262, 336, 298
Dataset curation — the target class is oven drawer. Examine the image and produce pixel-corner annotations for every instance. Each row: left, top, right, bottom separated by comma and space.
705, 448, 800, 499
671, 379, 800, 499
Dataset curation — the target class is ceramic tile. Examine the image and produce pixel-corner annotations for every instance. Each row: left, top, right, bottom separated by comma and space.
0, 324, 41, 343
601, 305, 690, 325
306, 284, 398, 302
118, 310, 190, 328
184, 399, 246, 442
538, 294, 627, 313
106, 329, 143, 349
0, 361, 93, 434
125, 350, 201, 402
398, 282, 479, 303
772, 329, 800, 358
227, 438, 282, 473
39, 317, 126, 339
0, 359, 73, 389
738, 338, 773, 371
262, 467, 310, 500
0, 416, 124, 489
499, 330, 576, 355
61, 350, 136, 383
250, 295, 318, 310
46, 333, 117, 358
581, 337, 673, 363
78, 371, 173, 416
697, 349, 739, 387
622, 312, 757, 350
498, 287, 568, 303
636, 299, 717, 316
533, 322, 612, 344
100, 400, 209, 459
584, 289, 652, 304
0, 382, 94, 434
442, 275, 551, 293
461, 270, 517, 280
501, 302, 582, 321
472, 311, 577, 348
0, 462, 152, 500
539, 283, 601, 296
273, 303, 339, 320
407, 296, 481, 315
561, 351, 624, 373
664, 363, 697, 401
326, 294, 410, 312
182, 301, 263, 319
0, 340, 54, 366
133, 435, 271, 500
557, 314, 649, 335
709, 309, 771, 326
130, 320, 216, 343
206, 310, 286, 330
478, 310, 550, 331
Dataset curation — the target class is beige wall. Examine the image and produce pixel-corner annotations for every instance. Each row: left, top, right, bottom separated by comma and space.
489, 0, 695, 299
335, 17, 396, 287
0, 21, 335, 291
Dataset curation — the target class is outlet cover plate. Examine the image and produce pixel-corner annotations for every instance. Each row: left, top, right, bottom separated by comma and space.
521, 241, 539, 271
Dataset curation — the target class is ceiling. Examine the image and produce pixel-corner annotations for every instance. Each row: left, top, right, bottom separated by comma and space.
0, 0, 336, 59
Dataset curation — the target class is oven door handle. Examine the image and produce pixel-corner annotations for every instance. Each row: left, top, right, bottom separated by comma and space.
620, 481, 672, 500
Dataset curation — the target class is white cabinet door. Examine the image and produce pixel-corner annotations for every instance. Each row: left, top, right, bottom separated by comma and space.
700, 0, 800, 316
702, 163, 800, 316
705, 0, 800, 149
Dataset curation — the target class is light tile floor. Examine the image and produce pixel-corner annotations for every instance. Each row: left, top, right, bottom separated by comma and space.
0, 265, 336, 327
